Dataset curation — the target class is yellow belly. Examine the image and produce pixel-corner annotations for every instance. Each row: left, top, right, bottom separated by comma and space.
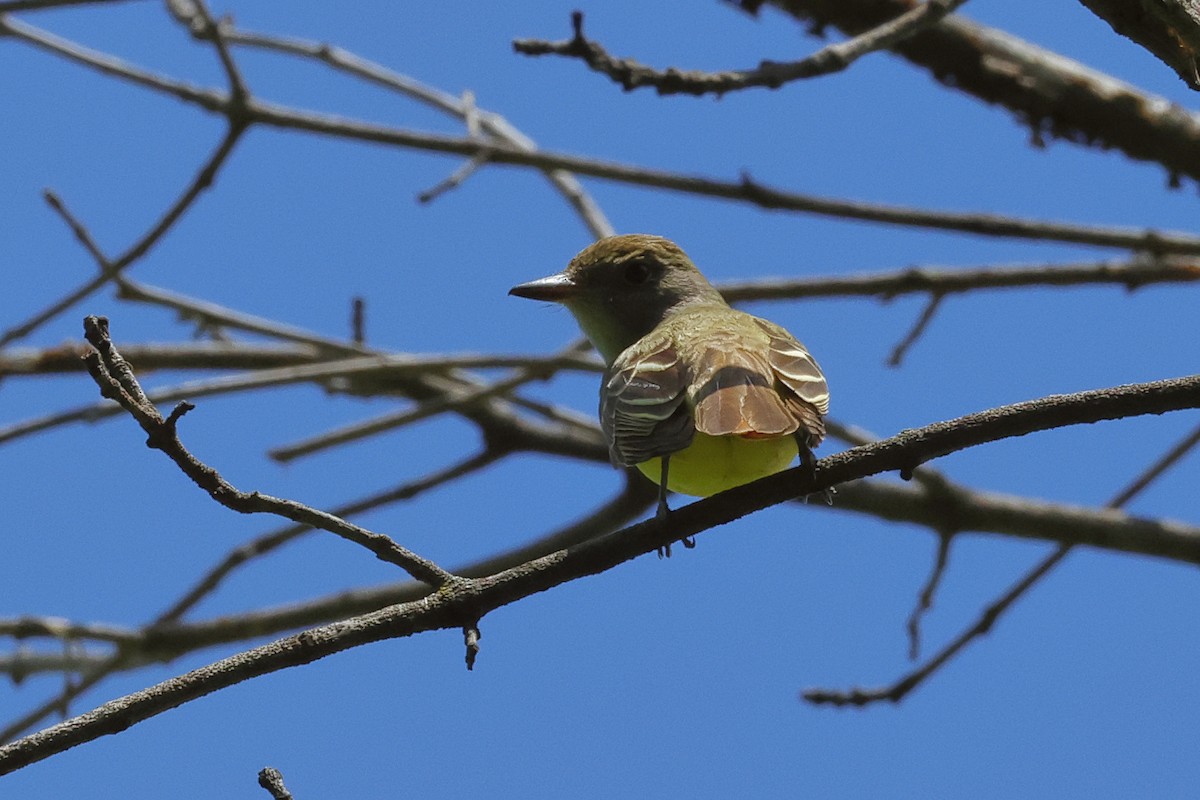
635, 432, 799, 498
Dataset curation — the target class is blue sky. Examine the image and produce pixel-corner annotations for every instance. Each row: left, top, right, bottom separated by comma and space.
3, 1, 1199, 797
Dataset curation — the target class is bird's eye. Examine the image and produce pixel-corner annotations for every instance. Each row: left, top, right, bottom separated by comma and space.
623, 261, 651, 285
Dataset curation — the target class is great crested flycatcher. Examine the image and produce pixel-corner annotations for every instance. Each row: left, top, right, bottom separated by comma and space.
510, 234, 829, 523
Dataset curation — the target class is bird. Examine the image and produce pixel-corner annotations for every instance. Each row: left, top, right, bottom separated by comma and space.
509, 234, 829, 549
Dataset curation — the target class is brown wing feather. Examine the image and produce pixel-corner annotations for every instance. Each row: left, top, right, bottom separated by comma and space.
691, 347, 798, 438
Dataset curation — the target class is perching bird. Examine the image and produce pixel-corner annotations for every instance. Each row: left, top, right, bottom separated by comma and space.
510, 234, 829, 539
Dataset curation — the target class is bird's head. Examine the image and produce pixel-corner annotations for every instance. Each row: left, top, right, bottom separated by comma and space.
509, 234, 726, 364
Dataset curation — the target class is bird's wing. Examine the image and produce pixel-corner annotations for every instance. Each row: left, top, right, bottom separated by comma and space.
753, 317, 829, 446
600, 332, 694, 467
690, 338, 800, 439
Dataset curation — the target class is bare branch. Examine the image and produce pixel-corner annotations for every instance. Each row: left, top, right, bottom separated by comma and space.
0, 618, 138, 647
4, 372, 1200, 771
53, 477, 650, 687
0, 588, 477, 774
761, 0, 1200, 184
81, 317, 456, 588
66, 388, 1200, 663
0, 645, 113, 684
0, 13, 224, 108
6, 15, 1197, 253
515, 2, 968, 96
718, 257, 1200, 303
826, 473, 1200, 562
0, 342, 321, 377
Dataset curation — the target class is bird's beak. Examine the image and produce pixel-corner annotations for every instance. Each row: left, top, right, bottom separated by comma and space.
508, 272, 577, 302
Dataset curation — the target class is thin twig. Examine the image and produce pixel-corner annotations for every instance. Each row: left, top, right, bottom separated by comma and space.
418, 90, 489, 204
351, 296, 365, 345
185, 0, 248, 107
0, 14, 223, 107
887, 293, 944, 366
117, 278, 369, 354
418, 153, 489, 204
514, 2, 969, 96
905, 531, 952, 660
